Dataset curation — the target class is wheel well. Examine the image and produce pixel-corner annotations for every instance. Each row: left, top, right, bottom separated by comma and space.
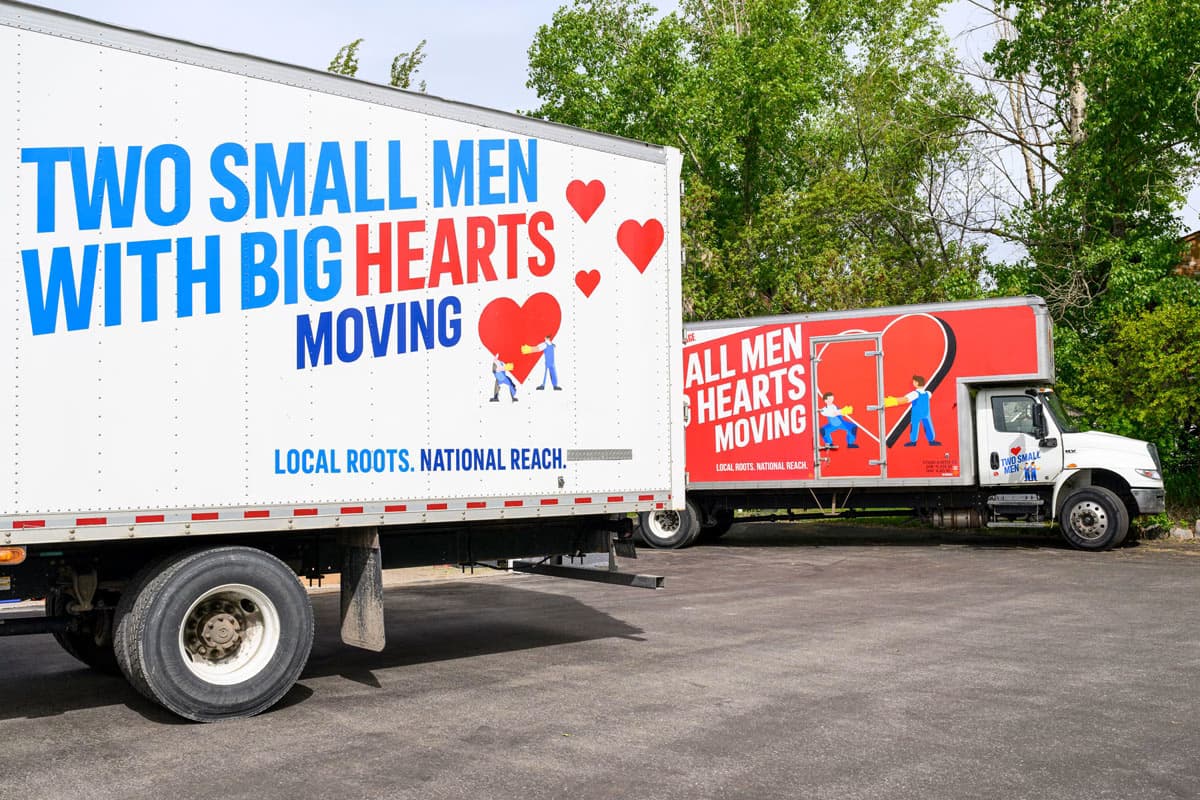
1058, 470, 1136, 517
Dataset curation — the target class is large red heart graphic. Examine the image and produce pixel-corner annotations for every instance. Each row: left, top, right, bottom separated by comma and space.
575, 269, 601, 297
478, 293, 562, 384
813, 313, 954, 447
566, 180, 605, 223
617, 219, 664, 273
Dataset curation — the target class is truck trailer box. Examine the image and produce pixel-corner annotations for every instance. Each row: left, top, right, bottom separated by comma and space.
0, 1, 683, 720
636, 296, 1165, 550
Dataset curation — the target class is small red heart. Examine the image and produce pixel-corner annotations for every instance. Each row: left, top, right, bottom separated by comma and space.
1010, 447, 1021, 456
478, 293, 562, 383
566, 179, 605, 223
617, 219, 664, 273
575, 269, 600, 297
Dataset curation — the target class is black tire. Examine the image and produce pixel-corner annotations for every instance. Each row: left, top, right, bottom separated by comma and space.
696, 508, 736, 543
637, 500, 702, 549
1059, 486, 1130, 551
113, 546, 314, 722
48, 589, 120, 675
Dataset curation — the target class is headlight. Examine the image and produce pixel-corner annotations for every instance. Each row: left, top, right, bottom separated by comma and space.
1135, 468, 1161, 481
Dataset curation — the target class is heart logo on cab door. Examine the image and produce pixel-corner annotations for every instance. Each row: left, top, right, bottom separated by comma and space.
478, 293, 562, 383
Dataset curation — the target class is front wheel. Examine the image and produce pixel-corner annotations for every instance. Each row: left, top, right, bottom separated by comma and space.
638, 499, 701, 549
1059, 486, 1130, 551
113, 546, 314, 722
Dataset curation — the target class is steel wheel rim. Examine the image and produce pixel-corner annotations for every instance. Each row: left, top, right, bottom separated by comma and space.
178, 583, 281, 685
1069, 500, 1109, 542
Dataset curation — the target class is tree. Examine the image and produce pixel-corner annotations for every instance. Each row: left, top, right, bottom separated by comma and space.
327, 38, 428, 90
527, 0, 990, 319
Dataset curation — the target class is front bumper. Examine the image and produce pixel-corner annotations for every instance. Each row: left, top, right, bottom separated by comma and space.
1132, 487, 1166, 514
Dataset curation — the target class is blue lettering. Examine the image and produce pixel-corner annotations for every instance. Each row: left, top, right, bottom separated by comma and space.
354, 141, 385, 212
304, 226, 342, 301
433, 139, 474, 208
367, 304, 394, 357
20, 245, 99, 335
176, 235, 221, 318
509, 139, 537, 203
478, 139, 505, 205
311, 141, 351, 215
388, 140, 417, 210
241, 231, 279, 310
71, 146, 141, 230
336, 308, 364, 362
297, 311, 333, 368
144, 144, 191, 226
255, 142, 305, 219
20, 147, 72, 233
128, 238, 171, 323
210, 142, 250, 222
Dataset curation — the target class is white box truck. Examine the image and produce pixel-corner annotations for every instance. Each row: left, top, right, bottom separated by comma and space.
639, 297, 1166, 551
0, 1, 685, 720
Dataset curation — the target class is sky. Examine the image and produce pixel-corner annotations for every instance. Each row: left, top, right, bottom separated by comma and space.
19, 0, 1200, 233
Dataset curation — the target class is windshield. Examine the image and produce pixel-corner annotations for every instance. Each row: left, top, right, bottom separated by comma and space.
1041, 391, 1080, 434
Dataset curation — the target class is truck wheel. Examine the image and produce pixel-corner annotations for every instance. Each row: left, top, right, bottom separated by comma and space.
638, 500, 701, 549
48, 590, 120, 675
1059, 487, 1130, 551
696, 509, 735, 543
113, 546, 314, 722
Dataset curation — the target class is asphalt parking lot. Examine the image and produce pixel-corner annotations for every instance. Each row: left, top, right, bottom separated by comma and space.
2, 522, 1198, 800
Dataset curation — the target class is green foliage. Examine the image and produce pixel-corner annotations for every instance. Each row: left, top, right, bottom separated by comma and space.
390, 40, 428, 91
328, 38, 427, 91
328, 38, 364, 77
527, 0, 988, 318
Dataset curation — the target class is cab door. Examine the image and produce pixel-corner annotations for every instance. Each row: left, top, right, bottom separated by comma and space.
977, 390, 1064, 486
811, 334, 885, 479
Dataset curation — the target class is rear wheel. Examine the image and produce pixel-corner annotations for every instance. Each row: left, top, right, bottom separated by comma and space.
638, 500, 702, 549
49, 589, 119, 675
696, 508, 736, 543
1059, 486, 1129, 550
113, 546, 314, 722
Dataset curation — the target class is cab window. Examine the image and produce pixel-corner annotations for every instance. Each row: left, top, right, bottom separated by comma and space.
991, 396, 1037, 435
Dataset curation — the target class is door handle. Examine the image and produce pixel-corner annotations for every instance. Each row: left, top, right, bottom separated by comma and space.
990, 452, 1000, 470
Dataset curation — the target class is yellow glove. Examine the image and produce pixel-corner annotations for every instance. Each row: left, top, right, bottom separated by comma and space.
884, 396, 899, 408
504, 362, 514, 372
520, 345, 533, 355
840, 406, 853, 415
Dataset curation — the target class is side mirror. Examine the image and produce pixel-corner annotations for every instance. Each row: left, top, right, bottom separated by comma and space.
1031, 402, 1046, 438
1039, 437, 1058, 449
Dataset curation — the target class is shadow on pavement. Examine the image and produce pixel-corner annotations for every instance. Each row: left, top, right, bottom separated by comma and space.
710, 521, 1081, 550
0, 579, 643, 722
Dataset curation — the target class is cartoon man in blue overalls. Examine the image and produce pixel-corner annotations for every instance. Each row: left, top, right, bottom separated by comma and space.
523, 335, 562, 390
886, 374, 941, 446
819, 391, 859, 449
490, 354, 518, 403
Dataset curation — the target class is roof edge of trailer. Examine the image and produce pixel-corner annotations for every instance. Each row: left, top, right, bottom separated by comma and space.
1, 0, 674, 164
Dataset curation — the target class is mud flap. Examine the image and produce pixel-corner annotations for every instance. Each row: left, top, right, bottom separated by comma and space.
339, 528, 386, 652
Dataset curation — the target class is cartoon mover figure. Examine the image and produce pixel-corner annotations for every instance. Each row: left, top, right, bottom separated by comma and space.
819, 391, 858, 449
521, 335, 561, 390
885, 374, 942, 446
491, 354, 518, 403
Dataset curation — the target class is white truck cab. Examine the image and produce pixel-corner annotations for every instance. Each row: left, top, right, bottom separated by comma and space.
975, 386, 1166, 548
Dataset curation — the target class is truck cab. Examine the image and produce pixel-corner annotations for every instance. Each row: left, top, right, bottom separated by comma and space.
974, 386, 1166, 549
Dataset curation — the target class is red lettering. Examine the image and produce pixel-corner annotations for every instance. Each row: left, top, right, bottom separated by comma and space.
395, 219, 425, 291
428, 218, 464, 288
528, 211, 555, 277
466, 216, 498, 283
355, 222, 392, 296
496, 213, 525, 279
